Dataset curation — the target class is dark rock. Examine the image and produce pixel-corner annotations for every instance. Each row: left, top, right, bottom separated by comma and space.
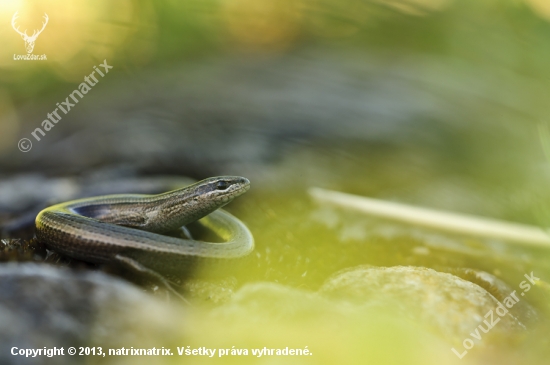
0, 263, 184, 365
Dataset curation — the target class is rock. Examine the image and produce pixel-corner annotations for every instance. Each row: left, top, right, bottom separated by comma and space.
0, 263, 184, 365
447, 267, 539, 325
319, 265, 527, 345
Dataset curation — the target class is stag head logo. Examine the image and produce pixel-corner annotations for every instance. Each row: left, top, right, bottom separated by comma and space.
11, 12, 49, 54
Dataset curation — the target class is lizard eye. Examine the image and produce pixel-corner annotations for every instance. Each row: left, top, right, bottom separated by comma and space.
216, 181, 229, 190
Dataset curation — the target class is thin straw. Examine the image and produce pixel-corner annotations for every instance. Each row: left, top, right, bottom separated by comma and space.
309, 187, 550, 248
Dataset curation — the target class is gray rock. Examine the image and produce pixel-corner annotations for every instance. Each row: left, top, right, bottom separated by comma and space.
0, 263, 184, 365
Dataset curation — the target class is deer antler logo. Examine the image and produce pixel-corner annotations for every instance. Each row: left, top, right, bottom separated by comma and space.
11, 12, 49, 54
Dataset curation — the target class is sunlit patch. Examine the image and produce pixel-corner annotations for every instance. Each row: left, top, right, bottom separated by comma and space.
0, 0, 156, 78
221, 0, 302, 51
375, 0, 452, 16
0, 1, 42, 68
525, 0, 550, 21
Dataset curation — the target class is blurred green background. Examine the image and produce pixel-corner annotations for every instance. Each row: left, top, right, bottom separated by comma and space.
1, 0, 550, 101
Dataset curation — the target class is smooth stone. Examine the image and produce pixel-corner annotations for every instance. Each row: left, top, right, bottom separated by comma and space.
319, 265, 527, 345
0, 263, 184, 365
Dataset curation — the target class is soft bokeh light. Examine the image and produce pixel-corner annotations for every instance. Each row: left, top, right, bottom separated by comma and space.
525, 0, 550, 21
0, 0, 157, 80
377, 0, 452, 16
222, 0, 302, 50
